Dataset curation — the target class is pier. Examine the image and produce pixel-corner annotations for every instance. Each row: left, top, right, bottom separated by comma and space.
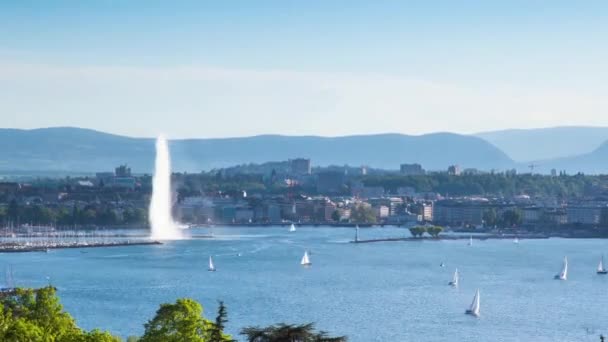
0, 240, 162, 253
351, 234, 550, 244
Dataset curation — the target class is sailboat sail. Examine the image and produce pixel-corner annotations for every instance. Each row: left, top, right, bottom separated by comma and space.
598, 255, 607, 274
208, 256, 216, 272
469, 290, 480, 316
301, 251, 311, 266
449, 269, 459, 286
555, 256, 567, 280
289, 224, 296, 232
465, 289, 480, 316
468, 236, 473, 246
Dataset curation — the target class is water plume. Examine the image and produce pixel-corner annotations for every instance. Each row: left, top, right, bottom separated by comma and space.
149, 134, 183, 240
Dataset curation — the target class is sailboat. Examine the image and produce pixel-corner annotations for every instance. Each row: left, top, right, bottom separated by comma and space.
448, 268, 459, 287
301, 250, 312, 267
597, 255, 607, 274
465, 289, 480, 317
208, 256, 216, 272
355, 225, 360, 242
468, 235, 473, 246
513, 237, 519, 244
289, 224, 296, 232
554, 256, 567, 280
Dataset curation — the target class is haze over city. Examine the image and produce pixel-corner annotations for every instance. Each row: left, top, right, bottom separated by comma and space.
1, 1, 608, 138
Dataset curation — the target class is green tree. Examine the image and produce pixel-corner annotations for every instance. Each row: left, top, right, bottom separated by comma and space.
140, 298, 231, 342
0, 286, 119, 342
350, 205, 376, 224
500, 209, 522, 227
482, 208, 497, 227
409, 226, 427, 238
209, 301, 233, 342
427, 226, 443, 238
240, 323, 347, 342
331, 210, 341, 222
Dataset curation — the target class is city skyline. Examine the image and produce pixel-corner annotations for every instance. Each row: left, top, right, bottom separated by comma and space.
1, 1, 608, 138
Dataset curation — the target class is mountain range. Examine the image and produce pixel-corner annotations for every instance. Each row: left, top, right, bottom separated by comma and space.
1, 126, 607, 174
0, 127, 512, 173
475, 126, 608, 162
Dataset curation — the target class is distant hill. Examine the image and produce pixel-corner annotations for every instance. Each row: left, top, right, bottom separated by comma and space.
537, 141, 608, 175
0, 127, 514, 173
475, 126, 608, 162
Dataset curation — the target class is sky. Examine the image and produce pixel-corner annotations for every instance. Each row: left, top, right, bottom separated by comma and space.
0, 1, 607, 138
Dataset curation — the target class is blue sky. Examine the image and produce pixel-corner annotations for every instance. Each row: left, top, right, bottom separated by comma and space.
1, 1, 607, 138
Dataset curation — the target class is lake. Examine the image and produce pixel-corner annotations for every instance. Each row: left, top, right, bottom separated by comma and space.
3, 226, 607, 341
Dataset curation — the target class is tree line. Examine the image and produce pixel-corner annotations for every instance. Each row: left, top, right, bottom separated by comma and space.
361, 173, 604, 197
0, 287, 346, 342
0, 200, 147, 227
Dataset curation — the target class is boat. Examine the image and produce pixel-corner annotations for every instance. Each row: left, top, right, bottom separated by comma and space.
301, 250, 312, 267
289, 224, 296, 232
465, 289, 480, 317
513, 237, 519, 244
598, 255, 607, 274
208, 256, 216, 272
468, 235, 473, 246
355, 225, 359, 242
440, 262, 445, 268
554, 256, 568, 280
448, 268, 459, 287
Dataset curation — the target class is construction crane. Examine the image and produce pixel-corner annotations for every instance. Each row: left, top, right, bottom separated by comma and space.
528, 163, 540, 173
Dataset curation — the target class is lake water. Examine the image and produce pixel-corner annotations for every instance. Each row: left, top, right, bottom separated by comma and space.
3, 227, 608, 341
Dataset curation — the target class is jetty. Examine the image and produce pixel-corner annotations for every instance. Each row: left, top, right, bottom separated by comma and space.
0, 240, 162, 253
351, 234, 550, 244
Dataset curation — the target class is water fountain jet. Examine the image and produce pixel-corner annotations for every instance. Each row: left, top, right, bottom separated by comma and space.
149, 134, 183, 240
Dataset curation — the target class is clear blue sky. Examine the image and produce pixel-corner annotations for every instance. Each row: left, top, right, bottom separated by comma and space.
1, 1, 607, 138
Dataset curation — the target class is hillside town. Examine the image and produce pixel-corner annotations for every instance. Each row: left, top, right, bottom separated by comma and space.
2, 159, 608, 236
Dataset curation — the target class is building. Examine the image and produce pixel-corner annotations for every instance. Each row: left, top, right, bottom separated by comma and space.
290, 158, 311, 175
432, 199, 491, 226
567, 205, 604, 225
522, 207, 541, 224
373, 205, 390, 219
447, 165, 461, 176
115, 165, 132, 177
400, 163, 425, 175
411, 202, 433, 221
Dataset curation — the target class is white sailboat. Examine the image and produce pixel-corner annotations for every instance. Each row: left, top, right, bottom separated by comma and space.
355, 225, 360, 242
513, 237, 519, 244
554, 256, 568, 280
448, 268, 459, 287
301, 250, 312, 266
468, 235, 473, 246
465, 289, 480, 317
289, 224, 296, 232
208, 256, 216, 272
597, 255, 607, 274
